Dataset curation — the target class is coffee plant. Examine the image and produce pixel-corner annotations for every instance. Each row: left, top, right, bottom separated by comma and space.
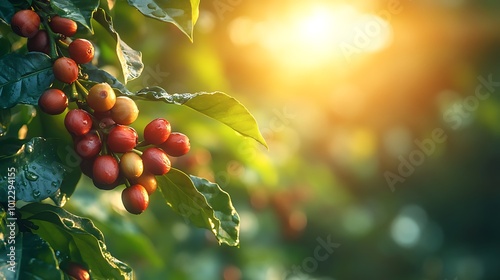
0, 0, 267, 279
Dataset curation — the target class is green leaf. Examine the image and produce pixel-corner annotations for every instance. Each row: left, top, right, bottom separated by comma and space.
0, 108, 11, 137
50, 0, 99, 32
19, 233, 64, 279
0, 1, 15, 25
1, 105, 37, 140
0, 137, 69, 203
190, 175, 240, 247
0, 232, 64, 280
0, 1, 31, 25
136, 87, 268, 148
0, 138, 25, 159
80, 63, 133, 95
52, 165, 81, 207
20, 203, 133, 280
158, 168, 215, 230
158, 169, 240, 246
93, 8, 144, 84
125, 0, 200, 40
0, 53, 54, 109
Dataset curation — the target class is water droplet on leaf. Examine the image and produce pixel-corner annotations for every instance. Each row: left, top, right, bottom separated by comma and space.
152, 10, 167, 17
32, 190, 41, 198
147, 3, 156, 9
25, 171, 39, 181
62, 218, 75, 228
25, 143, 34, 153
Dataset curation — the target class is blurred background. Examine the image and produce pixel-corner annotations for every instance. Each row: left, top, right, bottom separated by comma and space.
67, 0, 500, 279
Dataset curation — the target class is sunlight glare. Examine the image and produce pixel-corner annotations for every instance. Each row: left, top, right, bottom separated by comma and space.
296, 8, 337, 47
245, 4, 392, 70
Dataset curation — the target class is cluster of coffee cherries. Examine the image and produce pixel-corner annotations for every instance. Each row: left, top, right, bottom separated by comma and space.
11, 8, 94, 114
64, 82, 191, 215
11, 8, 191, 215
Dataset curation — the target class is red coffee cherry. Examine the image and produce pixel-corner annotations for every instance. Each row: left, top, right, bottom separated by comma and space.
107, 125, 138, 153
160, 132, 190, 157
98, 117, 116, 129
63, 261, 90, 280
93, 177, 121, 190
92, 155, 119, 186
49, 16, 77, 37
64, 109, 92, 136
75, 131, 102, 159
121, 184, 149, 214
38, 89, 68, 115
69, 39, 94, 64
120, 152, 143, 179
27, 30, 49, 54
53, 57, 79, 84
110, 96, 138, 125
144, 118, 171, 145
93, 111, 116, 129
142, 147, 171, 175
93, 110, 111, 120
131, 172, 158, 195
80, 159, 94, 178
87, 83, 116, 112
11, 10, 40, 38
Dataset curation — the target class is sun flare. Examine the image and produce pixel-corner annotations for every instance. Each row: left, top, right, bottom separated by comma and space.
229, 3, 393, 71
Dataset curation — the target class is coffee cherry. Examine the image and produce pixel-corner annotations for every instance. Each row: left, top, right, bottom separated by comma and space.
161, 132, 190, 157
110, 96, 138, 125
75, 131, 101, 159
93, 110, 111, 120
121, 184, 149, 214
131, 172, 157, 195
98, 117, 116, 129
11, 10, 40, 38
53, 57, 79, 84
92, 155, 119, 185
49, 16, 77, 37
142, 147, 171, 175
62, 261, 90, 280
144, 118, 171, 145
93, 111, 116, 128
80, 159, 94, 178
27, 30, 49, 54
38, 89, 68, 115
120, 152, 143, 179
107, 125, 138, 153
64, 109, 92, 136
93, 177, 121, 190
69, 39, 94, 64
87, 83, 115, 112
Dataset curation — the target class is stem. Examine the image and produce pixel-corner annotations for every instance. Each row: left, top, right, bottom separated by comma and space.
75, 80, 89, 99
41, 18, 59, 58
135, 141, 149, 148
124, 178, 131, 188
99, 131, 108, 155
71, 82, 78, 100
32, 1, 52, 15
111, 152, 121, 162
57, 39, 70, 49
132, 149, 143, 156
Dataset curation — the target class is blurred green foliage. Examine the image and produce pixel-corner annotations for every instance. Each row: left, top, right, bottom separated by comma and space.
58, 0, 500, 279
